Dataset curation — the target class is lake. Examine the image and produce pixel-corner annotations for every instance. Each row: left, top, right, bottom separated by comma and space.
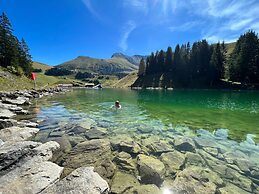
30, 88, 259, 193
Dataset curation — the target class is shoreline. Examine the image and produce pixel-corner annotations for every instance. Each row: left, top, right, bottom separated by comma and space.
0, 87, 110, 194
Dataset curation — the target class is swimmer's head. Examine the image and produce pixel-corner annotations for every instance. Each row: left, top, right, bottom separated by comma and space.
115, 100, 120, 108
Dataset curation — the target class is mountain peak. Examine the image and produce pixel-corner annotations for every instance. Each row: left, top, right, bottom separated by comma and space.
111, 53, 147, 66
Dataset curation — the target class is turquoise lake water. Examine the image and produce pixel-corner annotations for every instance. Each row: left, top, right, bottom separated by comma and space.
29, 88, 259, 193
34, 88, 259, 143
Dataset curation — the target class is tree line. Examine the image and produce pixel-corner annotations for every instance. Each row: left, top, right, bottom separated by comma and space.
138, 31, 259, 87
0, 12, 32, 76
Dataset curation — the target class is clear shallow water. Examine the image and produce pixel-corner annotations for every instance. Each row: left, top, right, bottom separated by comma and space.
30, 88, 259, 193
34, 88, 259, 142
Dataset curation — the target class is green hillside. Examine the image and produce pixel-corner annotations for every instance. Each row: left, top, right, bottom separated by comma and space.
33, 61, 52, 71
56, 56, 138, 75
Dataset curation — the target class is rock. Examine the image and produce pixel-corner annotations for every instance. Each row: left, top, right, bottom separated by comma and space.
111, 171, 140, 194
0, 141, 41, 171
119, 141, 141, 154
42, 167, 109, 194
95, 158, 116, 180
218, 182, 251, 194
67, 135, 86, 147
62, 139, 111, 169
137, 126, 153, 133
214, 128, 229, 139
137, 154, 165, 186
0, 109, 15, 119
2, 96, 29, 105
114, 151, 136, 171
85, 128, 106, 139
170, 166, 223, 194
0, 126, 39, 142
0, 161, 63, 194
49, 130, 65, 138
224, 166, 253, 192
173, 137, 196, 152
0, 119, 16, 129
160, 151, 185, 175
125, 184, 161, 194
17, 120, 38, 128
194, 136, 219, 149
68, 125, 87, 135
147, 140, 174, 154
185, 152, 206, 167
32, 141, 61, 161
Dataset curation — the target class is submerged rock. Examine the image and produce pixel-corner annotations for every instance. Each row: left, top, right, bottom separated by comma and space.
170, 166, 223, 194
111, 171, 140, 194
147, 140, 174, 154
85, 127, 106, 140
119, 141, 142, 154
173, 137, 196, 152
137, 154, 165, 186
160, 151, 185, 175
218, 182, 251, 194
95, 158, 116, 180
124, 184, 161, 194
114, 151, 136, 171
62, 139, 111, 170
42, 167, 109, 194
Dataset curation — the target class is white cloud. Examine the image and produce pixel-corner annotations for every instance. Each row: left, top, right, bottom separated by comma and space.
82, 0, 102, 20
169, 21, 203, 32
119, 21, 137, 51
123, 0, 148, 14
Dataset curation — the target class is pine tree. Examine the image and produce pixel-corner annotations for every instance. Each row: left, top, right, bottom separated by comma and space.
138, 58, 146, 76
165, 46, 173, 72
0, 12, 14, 68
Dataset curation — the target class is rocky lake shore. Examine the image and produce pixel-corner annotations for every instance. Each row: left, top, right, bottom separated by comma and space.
0, 88, 259, 194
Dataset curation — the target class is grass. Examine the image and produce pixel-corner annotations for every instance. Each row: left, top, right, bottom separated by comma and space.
112, 71, 138, 88
0, 68, 81, 91
33, 61, 52, 71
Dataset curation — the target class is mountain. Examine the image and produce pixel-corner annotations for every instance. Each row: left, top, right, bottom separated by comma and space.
56, 56, 137, 75
111, 53, 147, 66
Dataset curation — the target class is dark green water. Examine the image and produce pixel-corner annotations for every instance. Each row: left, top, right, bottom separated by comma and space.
35, 88, 259, 143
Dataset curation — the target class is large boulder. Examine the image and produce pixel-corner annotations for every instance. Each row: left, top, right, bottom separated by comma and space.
0, 141, 63, 194
0, 141, 41, 171
61, 139, 111, 170
160, 151, 185, 175
137, 154, 165, 186
111, 171, 140, 194
0, 161, 63, 194
42, 167, 109, 194
0, 126, 39, 142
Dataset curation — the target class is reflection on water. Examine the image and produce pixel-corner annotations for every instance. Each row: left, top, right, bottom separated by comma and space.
30, 88, 259, 193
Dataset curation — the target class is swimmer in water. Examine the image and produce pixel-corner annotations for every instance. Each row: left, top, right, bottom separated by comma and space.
114, 100, 121, 109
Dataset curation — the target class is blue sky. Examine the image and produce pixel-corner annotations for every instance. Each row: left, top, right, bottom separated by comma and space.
1, 0, 259, 65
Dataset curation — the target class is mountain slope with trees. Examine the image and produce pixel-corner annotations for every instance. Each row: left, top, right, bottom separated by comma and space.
133, 31, 259, 89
